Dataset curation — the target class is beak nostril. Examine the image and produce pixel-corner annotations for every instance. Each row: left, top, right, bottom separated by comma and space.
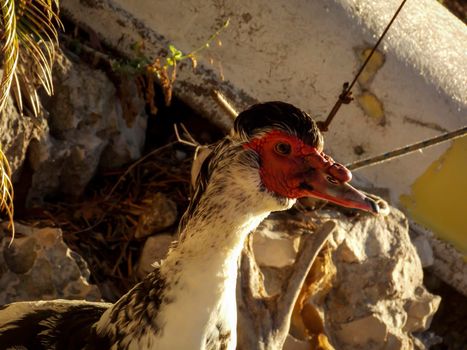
326, 175, 339, 184
328, 163, 352, 182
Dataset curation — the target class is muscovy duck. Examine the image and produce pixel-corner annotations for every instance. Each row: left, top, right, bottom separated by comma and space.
0, 102, 378, 350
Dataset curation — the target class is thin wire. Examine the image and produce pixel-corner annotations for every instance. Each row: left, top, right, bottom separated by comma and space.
345, 0, 408, 98
347, 126, 467, 171
318, 0, 408, 132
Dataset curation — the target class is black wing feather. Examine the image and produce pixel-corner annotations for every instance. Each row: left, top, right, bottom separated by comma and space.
0, 302, 110, 350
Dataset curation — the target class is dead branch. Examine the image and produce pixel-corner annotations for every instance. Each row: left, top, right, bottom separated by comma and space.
237, 220, 336, 350
212, 89, 238, 119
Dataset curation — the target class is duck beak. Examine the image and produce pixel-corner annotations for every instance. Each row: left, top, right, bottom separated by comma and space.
301, 170, 380, 213
300, 151, 380, 214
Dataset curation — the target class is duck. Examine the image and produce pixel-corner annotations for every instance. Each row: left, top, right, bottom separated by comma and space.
0, 101, 379, 350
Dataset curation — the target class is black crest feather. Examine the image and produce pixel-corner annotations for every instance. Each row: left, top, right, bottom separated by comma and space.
234, 101, 324, 149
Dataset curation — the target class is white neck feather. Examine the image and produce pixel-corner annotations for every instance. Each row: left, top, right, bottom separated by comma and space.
152, 159, 292, 349
95, 152, 295, 349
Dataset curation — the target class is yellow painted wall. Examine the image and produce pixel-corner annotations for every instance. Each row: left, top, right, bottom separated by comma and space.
400, 136, 467, 256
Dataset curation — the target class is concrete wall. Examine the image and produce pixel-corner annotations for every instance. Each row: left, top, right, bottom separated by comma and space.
61, 0, 466, 254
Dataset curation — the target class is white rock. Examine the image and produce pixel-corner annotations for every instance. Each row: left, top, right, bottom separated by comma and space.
0, 89, 47, 181
135, 193, 178, 239
403, 290, 440, 333
411, 235, 434, 268
410, 222, 467, 297
136, 233, 174, 279
252, 226, 300, 268
0, 223, 101, 304
26, 49, 148, 203
335, 315, 388, 345
324, 208, 440, 349
283, 335, 309, 350
253, 207, 440, 350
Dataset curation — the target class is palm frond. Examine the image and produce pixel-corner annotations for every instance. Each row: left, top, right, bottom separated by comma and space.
0, 0, 62, 238
0, 0, 20, 112
0, 148, 14, 241
0, 0, 62, 117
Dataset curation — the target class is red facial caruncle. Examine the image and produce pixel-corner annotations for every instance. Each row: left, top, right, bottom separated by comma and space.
244, 130, 379, 213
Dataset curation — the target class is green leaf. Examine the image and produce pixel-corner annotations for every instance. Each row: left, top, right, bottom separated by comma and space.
168, 44, 183, 61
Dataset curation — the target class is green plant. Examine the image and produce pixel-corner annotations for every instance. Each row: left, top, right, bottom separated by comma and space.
110, 19, 229, 108
112, 19, 230, 108
146, 18, 230, 106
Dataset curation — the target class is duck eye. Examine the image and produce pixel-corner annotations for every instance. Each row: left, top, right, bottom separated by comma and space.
274, 142, 292, 155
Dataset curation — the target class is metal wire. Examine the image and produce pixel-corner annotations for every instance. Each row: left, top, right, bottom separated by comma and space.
318, 0, 408, 132
347, 126, 467, 171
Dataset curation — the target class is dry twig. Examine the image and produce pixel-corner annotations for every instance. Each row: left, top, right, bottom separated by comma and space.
237, 221, 336, 350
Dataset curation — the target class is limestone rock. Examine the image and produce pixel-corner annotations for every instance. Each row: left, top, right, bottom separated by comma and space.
253, 223, 301, 268
403, 290, 440, 333
0, 223, 101, 304
0, 91, 47, 181
411, 235, 434, 268
136, 233, 174, 279
410, 223, 467, 297
254, 207, 440, 350
323, 208, 441, 349
335, 315, 388, 346
135, 193, 178, 239
430, 237, 467, 297
26, 50, 148, 203
283, 335, 309, 350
